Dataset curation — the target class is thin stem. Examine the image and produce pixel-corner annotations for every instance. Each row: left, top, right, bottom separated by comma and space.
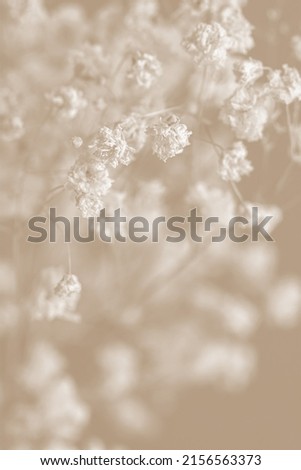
67, 243, 72, 274
275, 160, 294, 194
143, 105, 182, 118
230, 180, 248, 210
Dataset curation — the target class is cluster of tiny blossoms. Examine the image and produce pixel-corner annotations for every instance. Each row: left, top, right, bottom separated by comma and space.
30, 268, 82, 322
67, 113, 191, 216
219, 141, 253, 182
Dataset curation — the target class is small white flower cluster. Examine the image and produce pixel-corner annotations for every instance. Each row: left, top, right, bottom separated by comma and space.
126, 0, 159, 24
150, 113, 192, 162
219, 141, 253, 182
266, 277, 301, 328
46, 86, 87, 119
31, 268, 82, 322
127, 51, 162, 89
0, 88, 24, 142
218, 6, 254, 54
267, 65, 301, 105
182, 22, 232, 67
221, 86, 270, 142
88, 125, 136, 168
71, 135, 83, 149
233, 58, 264, 86
68, 154, 113, 218
54, 273, 82, 297
69, 43, 106, 82
292, 35, 301, 61
116, 113, 147, 153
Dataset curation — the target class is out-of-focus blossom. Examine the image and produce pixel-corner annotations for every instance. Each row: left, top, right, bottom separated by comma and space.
30, 267, 82, 322
127, 51, 162, 89
68, 155, 113, 217
219, 6, 254, 54
69, 43, 107, 82
233, 58, 264, 85
244, 202, 283, 234
72, 136, 83, 149
267, 65, 301, 105
219, 141, 253, 182
266, 277, 301, 327
182, 22, 232, 67
187, 183, 235, 225
0, 88, 25, 141
292, 35, 301, 61
221, 86, 270, 141
46, 86, 87, 120
192, 341, 256, 390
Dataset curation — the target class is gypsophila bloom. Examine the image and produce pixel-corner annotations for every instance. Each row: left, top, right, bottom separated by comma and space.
266, 277, 301, 328
0, 88, 25, 141
184, 0, 248, 15
127, 52, 162, 89
72, 136, 83, 149
117, 114, 147, 152
186, 182, 235, 224
220, 86, 270, 141
7, 0, 47, 22
267, 65, 301, 104
150, 114, 192, 162
126, 0, 159, 24
233, 58, 264, 86
30, 268, 81, 322
54, 274, 82, 297
292, 35, 301, 62
75, 191, 104, 218
68, 155, 113, 217
182, 22, 232, 67
68, 156, 112, 196
219, 7, 254, 54
219, 141, 253, 182
69, 43, 106, 81
244, 202, 283, 234
46, 86, 87, 119
88, 126, 135, 168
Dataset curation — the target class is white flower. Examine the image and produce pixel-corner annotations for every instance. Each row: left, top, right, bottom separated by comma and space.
267, 65, 301, 104
150, 114, 192, 162
182, 22, 232, 67
292, 35, 301, 62
266, 277, 301, 328
75, 192, 104, 218
69, 43, 106, 81
219, 7, 254, 54
68, 156, 113, 197
72, 136, 83, 149
54, 274, 82, 297
234, 58, 264, 85
219, 141, 253, 182
46, 86, 87, 119
88, 126, 135, 168
31, 267, 81, 322
221, 86, 270, 141
127, 51, 162, 89
117, 114, 147, 152
0, 88, 24, 141
68, 155, 113, 217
